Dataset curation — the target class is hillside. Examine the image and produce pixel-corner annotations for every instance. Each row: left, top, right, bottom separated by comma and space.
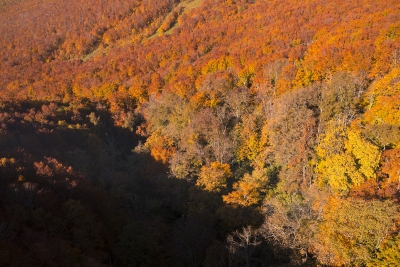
1, 0, 400, 266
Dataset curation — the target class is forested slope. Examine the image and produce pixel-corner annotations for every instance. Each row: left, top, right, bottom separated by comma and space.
1, 0, 400, 266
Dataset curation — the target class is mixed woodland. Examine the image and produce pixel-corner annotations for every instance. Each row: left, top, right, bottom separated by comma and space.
1, 0, 400, 266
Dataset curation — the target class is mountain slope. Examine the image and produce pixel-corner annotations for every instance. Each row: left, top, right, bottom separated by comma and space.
1, 0, 400, 266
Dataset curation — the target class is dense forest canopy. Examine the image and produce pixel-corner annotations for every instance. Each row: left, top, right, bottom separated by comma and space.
1, 0, 400, 266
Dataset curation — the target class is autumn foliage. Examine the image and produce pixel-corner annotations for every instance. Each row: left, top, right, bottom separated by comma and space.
1, 0, 400, 266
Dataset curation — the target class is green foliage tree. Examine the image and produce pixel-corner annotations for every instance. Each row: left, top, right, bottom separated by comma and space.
369, 233, 400, 267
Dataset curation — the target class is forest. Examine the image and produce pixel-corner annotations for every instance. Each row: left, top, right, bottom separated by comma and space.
1, 0, 400, 266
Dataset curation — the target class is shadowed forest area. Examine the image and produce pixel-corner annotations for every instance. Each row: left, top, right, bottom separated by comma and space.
0, 100, 278, 266
1, 0, 400, 266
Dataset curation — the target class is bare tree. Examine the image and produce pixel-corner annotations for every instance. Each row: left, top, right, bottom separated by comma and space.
226, 226, 261, 267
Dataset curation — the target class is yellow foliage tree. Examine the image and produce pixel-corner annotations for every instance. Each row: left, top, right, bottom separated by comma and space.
235, 115, 267, 167
344, 128, 381, 179
223, 167, 269, 206
314, 197, 399, 266
196, 161, 232, 192
369, 232, 400, 267
145, 130, 176, 163
363, 95, 400, 125
315, 121, 381, 195
362, 68, 400, 124
201, 56, 234, 75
